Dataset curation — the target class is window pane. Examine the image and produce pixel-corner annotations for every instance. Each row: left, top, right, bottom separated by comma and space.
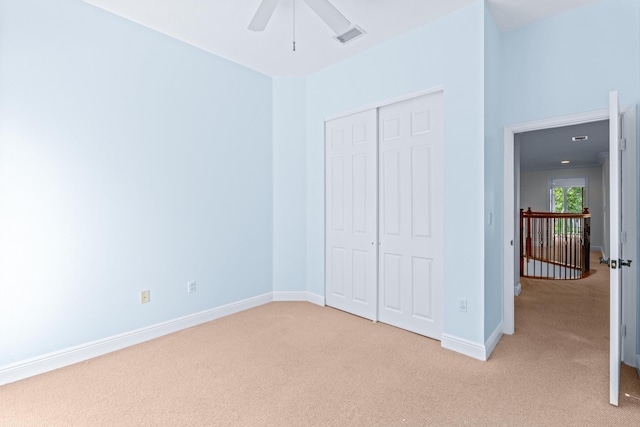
553, 188, 564, 212
566, 187, 584, 213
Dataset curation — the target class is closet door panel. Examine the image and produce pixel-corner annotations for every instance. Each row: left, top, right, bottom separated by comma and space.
378, 92, 444, 339
324, 91, 443, 340
325, 109, 378, 320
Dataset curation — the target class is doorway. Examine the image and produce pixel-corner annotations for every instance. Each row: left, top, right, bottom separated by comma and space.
503, 104, 638, 404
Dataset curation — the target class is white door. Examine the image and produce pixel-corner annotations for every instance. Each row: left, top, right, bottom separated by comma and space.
378, 93, 444, 339
325, 109, 378, 320
620, 105, 638, 368
609, 91, 621, 406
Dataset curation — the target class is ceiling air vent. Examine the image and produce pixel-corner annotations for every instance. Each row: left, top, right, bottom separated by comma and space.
335, 26, 365, 44
572, 135, 589, 142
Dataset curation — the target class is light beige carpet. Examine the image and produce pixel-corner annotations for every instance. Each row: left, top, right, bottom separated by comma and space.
1, 255, 639, 425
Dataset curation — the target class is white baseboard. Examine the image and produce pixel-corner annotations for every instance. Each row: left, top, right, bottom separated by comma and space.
0, 293, 273, 386
515, 282, 522, 296
273, 291, 325, 307
485, 322, 503, 359
272, 291, 325, 306
441, 334, 488, 361
273, 291, 307, 301
306, 292, 325, 306
441, 323, 504, 362
2, 291, 328, 387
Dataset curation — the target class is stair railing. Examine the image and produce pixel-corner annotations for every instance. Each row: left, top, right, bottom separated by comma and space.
520, 207, 591, 279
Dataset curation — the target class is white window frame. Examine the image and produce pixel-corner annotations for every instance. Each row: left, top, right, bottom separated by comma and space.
548, 176, 588, 213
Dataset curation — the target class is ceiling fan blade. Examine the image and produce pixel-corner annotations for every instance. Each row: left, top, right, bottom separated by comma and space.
302, 0, 351, 35
248, 0, 281, 32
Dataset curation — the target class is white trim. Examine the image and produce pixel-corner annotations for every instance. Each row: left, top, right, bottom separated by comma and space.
504, 126, 516, 334
0, 293, 273, 386
273, 291, 308, 301
547, 175, 589, 212
441, 334, 488, 361
305, 292, 326, 306
514, 282, 522, 297
620, 105, 637, 367
508, 109, 609, 134
1, 291, 327, 386
503, 108, 609, 335
272, 291, 325, 306
324, 85, 445, 122
441, 323, 504, 362
485, 322, 504, 359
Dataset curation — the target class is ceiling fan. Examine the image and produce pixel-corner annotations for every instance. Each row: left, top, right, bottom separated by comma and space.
248, 0, 365, 45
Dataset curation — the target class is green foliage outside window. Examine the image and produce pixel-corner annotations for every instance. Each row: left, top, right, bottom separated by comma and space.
553, 187, 584, 234
566, 187, 583, 213
553, 188, 564, 213
553, 187, 584, 213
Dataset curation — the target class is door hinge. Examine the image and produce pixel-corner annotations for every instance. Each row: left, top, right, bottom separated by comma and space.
620, 138, 627, 151
621, 231, 627, 244
621, 324, 626, 338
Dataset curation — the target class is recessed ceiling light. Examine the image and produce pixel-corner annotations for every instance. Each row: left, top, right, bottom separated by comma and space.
572, 136, 588, 142
561, 160, 570, 164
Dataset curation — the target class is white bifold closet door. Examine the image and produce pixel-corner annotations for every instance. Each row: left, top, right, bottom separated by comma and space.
377, 93, 444, 338
325, 109, 378, 320
325, 92, 443, 340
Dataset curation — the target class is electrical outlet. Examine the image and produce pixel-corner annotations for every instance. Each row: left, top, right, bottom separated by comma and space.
141, 290, 150, 304
187, 281, 196, 294
458, 298, 467, 312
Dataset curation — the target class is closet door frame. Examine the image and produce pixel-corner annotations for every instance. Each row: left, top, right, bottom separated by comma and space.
324, 86, 444, 123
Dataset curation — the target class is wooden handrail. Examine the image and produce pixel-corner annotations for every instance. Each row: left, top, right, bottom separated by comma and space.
521, 207, 591, 219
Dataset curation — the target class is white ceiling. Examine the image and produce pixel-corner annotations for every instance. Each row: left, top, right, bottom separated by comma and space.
518, 120, 609, 172
81, 0, 603, 77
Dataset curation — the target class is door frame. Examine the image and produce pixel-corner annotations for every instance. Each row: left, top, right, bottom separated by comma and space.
618, 104, 638, 367
502, 107, 637, 363
324, 86, 445, 123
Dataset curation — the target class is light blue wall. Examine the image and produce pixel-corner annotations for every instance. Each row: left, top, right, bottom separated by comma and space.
4, 0, 635, 370
501, 0, 640, 123
484, 2, 504, 340
305, 2, 486, 343
0, 0, 273, 366
490, 0, 640, 351
272, 78, 307, 292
